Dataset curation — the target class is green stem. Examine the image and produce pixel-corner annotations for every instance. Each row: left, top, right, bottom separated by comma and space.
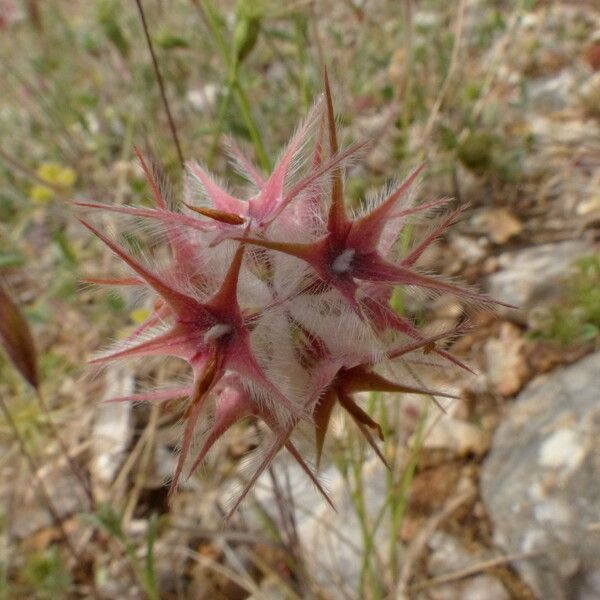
198, 0, 231, 66
232, 81, 270, 171
199, 0, 270, 171
207, 84, 234, 168
389, 375, 430, 582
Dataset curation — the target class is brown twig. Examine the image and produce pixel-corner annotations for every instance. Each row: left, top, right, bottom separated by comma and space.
122, 403, 160, 526
409, 549, 545, 593
409, 522, 600, 594
134, 0, 185, 168
397, 482, 476, 593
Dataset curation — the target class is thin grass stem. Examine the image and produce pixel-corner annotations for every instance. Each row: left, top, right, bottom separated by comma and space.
134, 0, 185, 168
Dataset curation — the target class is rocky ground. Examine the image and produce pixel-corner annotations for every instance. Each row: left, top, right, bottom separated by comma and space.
1, 1, 600, 598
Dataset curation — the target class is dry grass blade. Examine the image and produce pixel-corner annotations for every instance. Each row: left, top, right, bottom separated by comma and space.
397, 483, 476, 593
0, 280, 39, 389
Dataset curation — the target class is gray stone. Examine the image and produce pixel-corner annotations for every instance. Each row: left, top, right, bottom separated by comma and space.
527, 70, 576, 112
91, 366, 134, 501
249, 455, 388, 600
481, 351, 600, 599
486, 240, 591, 321
420, 532, 509, 600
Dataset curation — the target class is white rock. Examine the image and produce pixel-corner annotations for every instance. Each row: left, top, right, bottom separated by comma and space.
538, 428, 586, 472
91, 366, 134, 499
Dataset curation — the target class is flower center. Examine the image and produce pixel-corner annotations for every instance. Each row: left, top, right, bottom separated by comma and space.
331, 249, 355, 274
204, 323, 233, 344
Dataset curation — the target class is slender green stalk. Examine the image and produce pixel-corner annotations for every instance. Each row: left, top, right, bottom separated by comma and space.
400, 0, 415, 132
389, 366, 431, 582
196, 0, 230, 65
294, 14, 311, 112
198, 0, 271, 171
232, 81, 270, 171
207, 85, 233, 168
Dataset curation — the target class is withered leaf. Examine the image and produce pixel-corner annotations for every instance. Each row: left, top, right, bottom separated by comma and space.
0, 280, 39, 389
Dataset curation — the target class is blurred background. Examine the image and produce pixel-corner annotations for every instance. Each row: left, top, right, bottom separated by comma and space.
1, 0, 599, 598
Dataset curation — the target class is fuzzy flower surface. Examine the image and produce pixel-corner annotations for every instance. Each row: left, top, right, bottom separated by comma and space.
78, 79, 503, 516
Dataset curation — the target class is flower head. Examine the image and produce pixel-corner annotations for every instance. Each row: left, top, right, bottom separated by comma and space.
79, 76, 501, 516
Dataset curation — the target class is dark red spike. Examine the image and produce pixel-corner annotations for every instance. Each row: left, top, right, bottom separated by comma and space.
225, 360, 339, 518
401, 206, 466, 267
134, 146, 166, 210
76, 201, 209, 233
169, 399, 204, 499
348, 412, 390, 469
206, 242, 246, 311
169, 353, 222, 498
284, 440, 336, 511
231, 236, 317, 264
273, 141, 367, 225
225, 422, 295, 521
338, 392, 384, 441
361, 295, 475, 373
90, 326, 191, 364
348, 164, 425, 251
340, 367, 459, 400
353, 253, 512, 307
323, 68, 350, 242
313, 388, 338, 469
187, 390, 254, 477
430, 346, 475, 374
79, 219, 204, 317
385, 326, 472, 361
336, 392, 390, 468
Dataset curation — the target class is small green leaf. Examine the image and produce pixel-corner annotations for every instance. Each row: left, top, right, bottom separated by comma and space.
97, 0, 130, 58
53, 229, 78, 266
154, 32, 190, 50
0, 252, 25, 269
579, 323, 599, 340
87, 503, 125, 541
233, 0, 262, 64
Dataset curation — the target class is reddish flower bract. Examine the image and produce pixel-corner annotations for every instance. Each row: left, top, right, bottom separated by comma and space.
79, 77, 500, 516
